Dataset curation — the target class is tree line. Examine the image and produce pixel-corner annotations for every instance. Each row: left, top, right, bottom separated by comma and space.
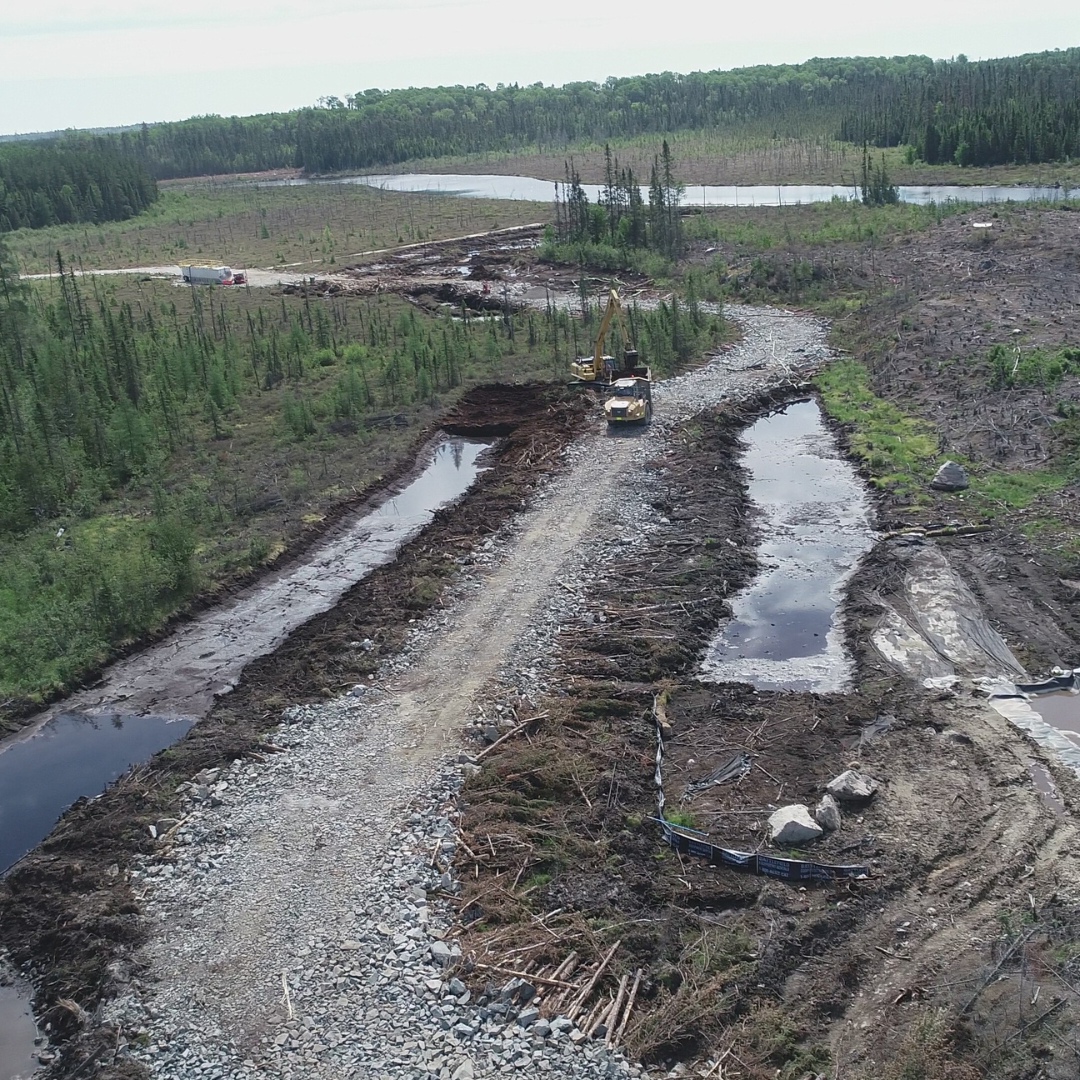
839, 49, 1080, 166
0, 139, 158, 232
549, 142, 684, 265
11, 49, 1072, 186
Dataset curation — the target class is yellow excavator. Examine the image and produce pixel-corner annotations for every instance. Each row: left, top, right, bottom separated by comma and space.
569, 289, 653, 425
570, 289, 651, 385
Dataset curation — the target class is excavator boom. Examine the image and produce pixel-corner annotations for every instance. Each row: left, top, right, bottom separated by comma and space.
570, 289, 649, 383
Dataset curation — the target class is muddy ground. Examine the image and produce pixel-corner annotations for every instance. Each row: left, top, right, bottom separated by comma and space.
282, 221, 649, 313
0, 382, 588, 1074
6, 205, 1080, 1080
703, 205, 1080, 670
453, 393, 1080, 1079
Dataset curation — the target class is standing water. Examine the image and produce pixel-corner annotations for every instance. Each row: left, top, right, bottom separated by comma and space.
1029, 691, 1080, 749
0, 979, 37, 1080
700, 401, 875, 692
259, 173, 1073, 207
0, 714, 194, 874
0, 438, 491, 875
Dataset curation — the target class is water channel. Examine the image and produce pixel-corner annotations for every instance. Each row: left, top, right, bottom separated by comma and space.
259, 171, 1073, 207
0, 438, 491, 876
700, 400, 875, 693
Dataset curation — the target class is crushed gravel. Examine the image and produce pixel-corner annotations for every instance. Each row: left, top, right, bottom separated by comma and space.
102, 307, 831, 1079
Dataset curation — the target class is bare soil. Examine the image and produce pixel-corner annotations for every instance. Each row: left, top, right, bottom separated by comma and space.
7, 205, 1080, 1080
456, 398, 1080, 1078
691, 204, 1080, 671
842, 208, 1080, 673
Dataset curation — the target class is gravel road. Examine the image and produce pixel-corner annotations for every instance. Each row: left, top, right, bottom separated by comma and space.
103, 308, 831, 1080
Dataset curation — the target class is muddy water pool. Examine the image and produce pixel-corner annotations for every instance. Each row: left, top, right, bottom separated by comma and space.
0, 438, 491, 875
700, 400, 875, 692
1029, 691, 1080, 748
1028, 762, 1067, 816
0, 980, 37, 1080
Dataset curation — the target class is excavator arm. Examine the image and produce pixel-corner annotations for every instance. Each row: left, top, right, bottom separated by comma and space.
572, 289, 632, 382
591, 290, 623, 376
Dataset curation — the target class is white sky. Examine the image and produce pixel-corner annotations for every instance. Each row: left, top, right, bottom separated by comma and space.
1, 0, 1077, 134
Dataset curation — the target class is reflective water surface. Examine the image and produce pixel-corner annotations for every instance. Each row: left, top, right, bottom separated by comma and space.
701, 401, 875, 692
261, 172, 1073, 207
0, 439, 491, 875
0, 980, 37, 1080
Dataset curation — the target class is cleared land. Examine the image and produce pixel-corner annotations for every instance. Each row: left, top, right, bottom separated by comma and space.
6, 183, 548, 275
4, 185, 1080, 1080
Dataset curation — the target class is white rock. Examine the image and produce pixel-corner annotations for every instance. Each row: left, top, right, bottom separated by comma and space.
826, 769, 879, 803
767, 805, 824, 846
814, 794, 842, 833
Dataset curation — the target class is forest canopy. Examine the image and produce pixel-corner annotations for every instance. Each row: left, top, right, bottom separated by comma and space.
105, 49, 1080, 178
3, 48, 1078, 231
0, 139, 159, 232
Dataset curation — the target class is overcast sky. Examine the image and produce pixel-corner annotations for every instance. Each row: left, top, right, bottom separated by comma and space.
2, 0, 1077, 134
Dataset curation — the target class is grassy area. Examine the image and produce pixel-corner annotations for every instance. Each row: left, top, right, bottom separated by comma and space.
817, 359, 940, 495
8, 183, 549, 275
818, 358, 1079, 516
686, 198, 970, 251
539, 237, 674, 280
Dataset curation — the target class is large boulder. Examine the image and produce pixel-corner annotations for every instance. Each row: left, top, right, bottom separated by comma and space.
767, 805, 824, 846
826, 769, 879, 803
814, 794, 842, 833
930, 460, 969, 492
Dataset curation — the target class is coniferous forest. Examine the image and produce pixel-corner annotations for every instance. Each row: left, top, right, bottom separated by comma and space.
2, 48, 1077, 204
0, 49, 1076, 239
118, 50, 1080, 177
0, 140, 158, 231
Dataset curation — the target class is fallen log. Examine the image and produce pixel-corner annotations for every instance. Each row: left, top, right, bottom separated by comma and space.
475, 713, 549, 760
567, 940, 622, 1020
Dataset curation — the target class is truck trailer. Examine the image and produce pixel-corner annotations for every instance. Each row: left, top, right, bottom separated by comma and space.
181, 265, 245, 286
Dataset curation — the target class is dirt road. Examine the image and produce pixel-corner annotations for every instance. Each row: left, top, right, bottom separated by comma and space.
89, 309, 819, 1079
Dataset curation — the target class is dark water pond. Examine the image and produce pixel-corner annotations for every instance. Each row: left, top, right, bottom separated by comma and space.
0, 714, 193, 874
700, 401, 874, 692
260, 172, 1072, 208
0, 439, 490, 875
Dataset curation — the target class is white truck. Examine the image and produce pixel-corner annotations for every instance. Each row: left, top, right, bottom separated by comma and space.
180, 265, 246, 285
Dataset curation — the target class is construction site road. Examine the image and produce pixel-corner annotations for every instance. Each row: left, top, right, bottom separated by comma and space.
99, 309, 826, 1079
